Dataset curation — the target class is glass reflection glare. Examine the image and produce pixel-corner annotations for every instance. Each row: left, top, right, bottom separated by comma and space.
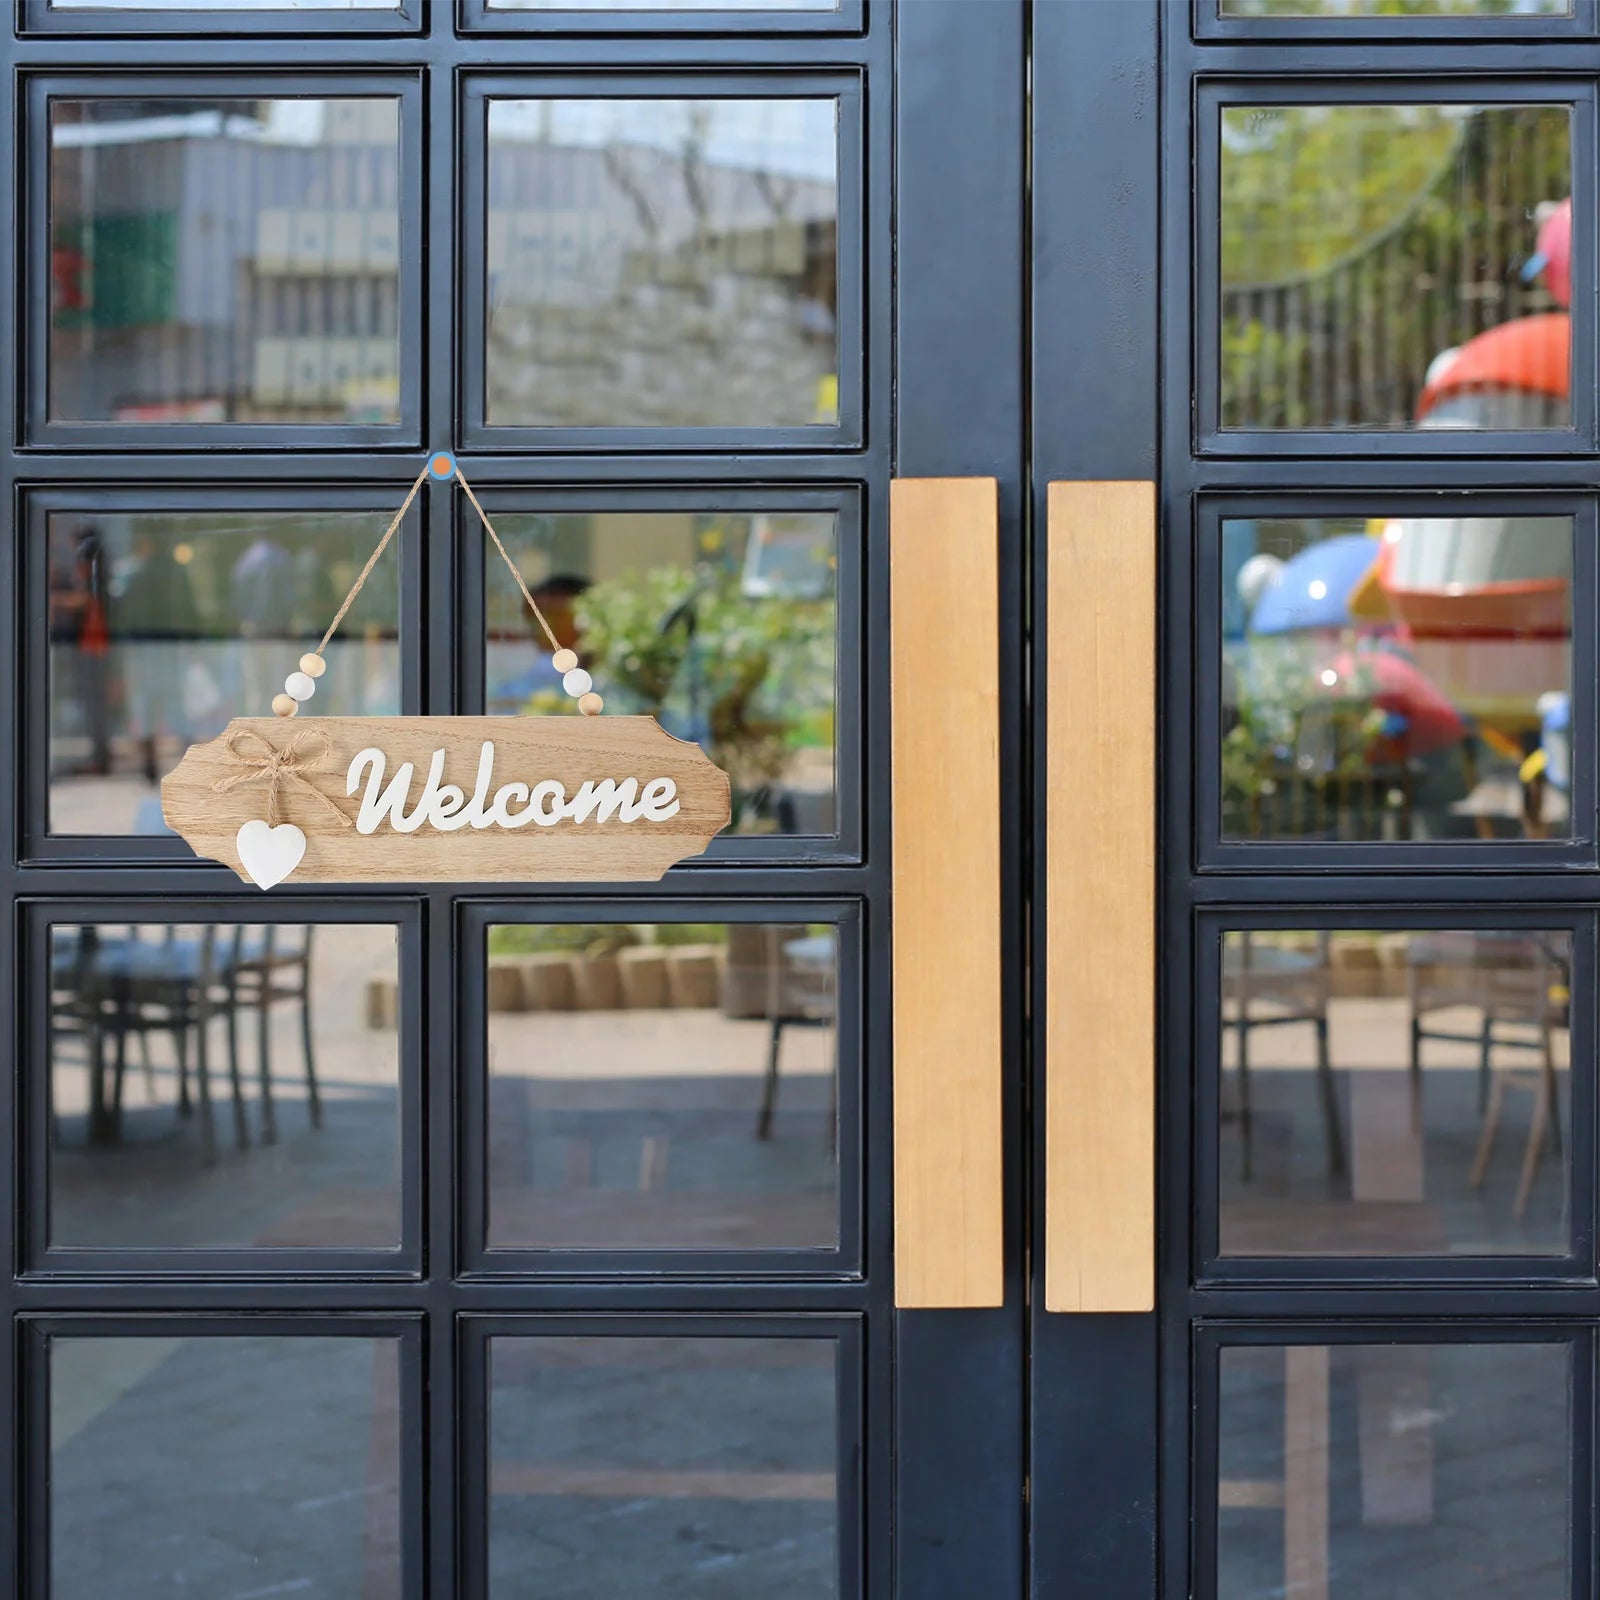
1221, 104, 1572, 430
486, 921, 839, 1251
1221, 515, 1574, 843
1220, 927, 1571, 1257
48, 921, 402, 1250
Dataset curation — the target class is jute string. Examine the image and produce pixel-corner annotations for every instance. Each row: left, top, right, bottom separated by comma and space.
210, 728, 354, 827
314, 462, 566, 659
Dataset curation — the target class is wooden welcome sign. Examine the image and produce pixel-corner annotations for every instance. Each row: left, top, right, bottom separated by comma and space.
162, 715, 731, 887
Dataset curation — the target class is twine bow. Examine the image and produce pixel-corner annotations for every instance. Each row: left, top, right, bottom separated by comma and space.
210, 728, 354, 829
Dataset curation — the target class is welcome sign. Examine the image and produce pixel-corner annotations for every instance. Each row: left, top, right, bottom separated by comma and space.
162, 716, 732, 886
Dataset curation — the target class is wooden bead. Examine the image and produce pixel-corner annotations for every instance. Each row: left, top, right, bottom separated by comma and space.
299, 653, 327, 678
272, 694, 298, 718
552, 648, 579, 674
577, 692, 604, 717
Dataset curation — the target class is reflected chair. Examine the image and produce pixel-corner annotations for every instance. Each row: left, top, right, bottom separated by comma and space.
1406, 931, 1567, 1217
50, 924, 250, 1160
1222, 932, 1345, 1183
724, 925, 837, 1145
232, 925, 319, 1143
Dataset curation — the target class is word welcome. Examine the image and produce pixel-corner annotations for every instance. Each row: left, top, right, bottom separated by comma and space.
347, 742, 681, 834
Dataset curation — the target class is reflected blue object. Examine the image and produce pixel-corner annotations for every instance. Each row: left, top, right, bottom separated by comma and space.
1249, 535, 1380, 635
1221, 519, 1259, 641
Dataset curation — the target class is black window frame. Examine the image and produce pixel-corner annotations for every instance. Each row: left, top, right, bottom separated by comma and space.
1193, 489, 1600, 873
1192, 74, 1598, 458
459, 69, 867, 455
22, 70, 427, 452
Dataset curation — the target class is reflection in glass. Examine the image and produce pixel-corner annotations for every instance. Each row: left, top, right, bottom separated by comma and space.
492, 0, 835, 7
485, 98, 838, 428
491, 1335, 837, 1596
486, 922, 838, 1250
49, 98, 401, 424
1221, 104, 1571, 429
1222, 0, 1568, 13
50, 1335, 401, 1599
49, 921, 401, 1250
1219, 1341, 1568, 1600
48, 510, 402, 835
484, 511, 837, 835
1220, 928, 1570, 1256
1221, 516, 1573, 842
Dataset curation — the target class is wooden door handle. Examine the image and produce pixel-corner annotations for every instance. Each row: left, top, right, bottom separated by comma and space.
1045, 481, 1156, 1313
890, 478, 1004, 1309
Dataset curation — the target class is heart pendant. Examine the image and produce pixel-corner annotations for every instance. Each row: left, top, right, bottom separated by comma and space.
236, 819, 307, 889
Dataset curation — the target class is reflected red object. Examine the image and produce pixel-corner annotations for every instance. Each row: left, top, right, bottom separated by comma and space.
1535, 198, 1572, 308
1416, 313, 1569, 419
1322, 648, 1468, 757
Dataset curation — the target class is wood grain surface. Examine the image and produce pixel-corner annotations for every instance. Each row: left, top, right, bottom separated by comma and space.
161, 716, 731, 885
890, 476, 1004, 1309
1045, 479, 1156, 1313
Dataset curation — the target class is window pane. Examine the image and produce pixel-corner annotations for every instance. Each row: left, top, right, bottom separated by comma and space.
491, 1335, 837, 1596
1221, 515, 1574, 842
486, 920, 839, 1251
49, 98, 402, 424
485, 98, 838, 428
50, 1335, 402, 1598
484, 510, 837, 836
1220, 105, 1572, 430
48, 920, 402, 1251
492, 0, 836, 8
1218, 1341, 1569, 1598
1219, 927, 1571, 1257
1222, 0, 1569, 14
52, 0, 397, 7
48, 509, 403, 836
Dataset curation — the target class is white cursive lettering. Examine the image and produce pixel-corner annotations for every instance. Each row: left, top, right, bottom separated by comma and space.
345, 745, 681, 837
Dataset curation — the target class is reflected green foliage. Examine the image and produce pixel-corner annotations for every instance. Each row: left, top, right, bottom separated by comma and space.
570, 566, 834, 821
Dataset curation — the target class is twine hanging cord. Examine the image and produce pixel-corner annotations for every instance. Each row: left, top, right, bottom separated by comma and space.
314, 463, 565, 659
211, 728, 354, 828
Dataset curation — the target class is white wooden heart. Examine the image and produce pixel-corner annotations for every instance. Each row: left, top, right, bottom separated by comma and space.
236, 820, 307, 890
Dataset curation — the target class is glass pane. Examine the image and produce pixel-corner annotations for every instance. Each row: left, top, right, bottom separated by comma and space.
485, 98, 839, 428
486, 920, 839, 1251
48, 920, 402, 1251
1218, 1341, 1569, 1598
52, 0, 397, 7
1221, 515, 1574, 842
49, 98, 402, 424
484, 511, 837, 835
49, 1335, 402, 1598
1220, 104, 1572, 430
48, 509, 403, 836
1222, 0, 1569, 13
1219, 927, 1571, 1257
490, 0, 835, 7
491, 1335, 837, 1596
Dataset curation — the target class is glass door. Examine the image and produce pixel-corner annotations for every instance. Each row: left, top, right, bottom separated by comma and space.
0, 2, 1027, 1595
1036, 3, 1600, 1598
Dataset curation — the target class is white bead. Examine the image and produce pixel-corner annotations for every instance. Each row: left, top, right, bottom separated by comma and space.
562, 668, 593, 698
284, 671, 316, 703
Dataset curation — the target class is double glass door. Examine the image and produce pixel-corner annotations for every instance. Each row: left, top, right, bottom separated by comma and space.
7, 0, 1598, 1596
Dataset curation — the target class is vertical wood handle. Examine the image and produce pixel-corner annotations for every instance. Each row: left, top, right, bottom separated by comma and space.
891, 477, 1005, 1309
1045, 480, 1156, 1313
